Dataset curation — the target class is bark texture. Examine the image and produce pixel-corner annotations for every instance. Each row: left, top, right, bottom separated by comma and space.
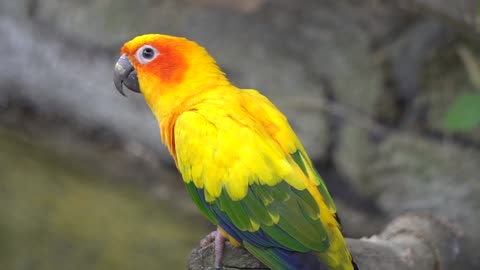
188, 214, 460, 270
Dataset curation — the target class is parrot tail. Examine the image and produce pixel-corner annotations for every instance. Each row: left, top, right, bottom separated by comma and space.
244, 242, 359, 270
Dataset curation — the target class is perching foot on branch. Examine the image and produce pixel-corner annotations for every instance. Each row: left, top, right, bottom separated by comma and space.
199, 229, 227, 269
188, 214, 460, 270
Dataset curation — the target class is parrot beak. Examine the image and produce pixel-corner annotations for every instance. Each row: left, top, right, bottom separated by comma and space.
113, 54, 140, 96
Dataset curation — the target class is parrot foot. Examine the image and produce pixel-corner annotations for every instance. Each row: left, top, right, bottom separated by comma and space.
199, 230, 218, 247
199, 229, 226, 270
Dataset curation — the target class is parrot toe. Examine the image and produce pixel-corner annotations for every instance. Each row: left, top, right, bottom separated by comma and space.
199, 229, 227, 269
200, 230, 218, 247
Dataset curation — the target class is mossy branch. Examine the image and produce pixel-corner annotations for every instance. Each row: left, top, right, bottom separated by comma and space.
188, 214, 460, 270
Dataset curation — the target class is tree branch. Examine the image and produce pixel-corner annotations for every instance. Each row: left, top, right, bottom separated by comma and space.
187, 214, 460, 270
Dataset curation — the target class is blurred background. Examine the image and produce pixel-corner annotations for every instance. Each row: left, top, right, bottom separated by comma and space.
0, 0, 479, 269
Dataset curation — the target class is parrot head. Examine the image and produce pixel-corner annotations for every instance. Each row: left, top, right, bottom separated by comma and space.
113, 34, 228, 117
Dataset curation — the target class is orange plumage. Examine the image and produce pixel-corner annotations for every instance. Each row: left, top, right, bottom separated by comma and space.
114, 34, 358, 270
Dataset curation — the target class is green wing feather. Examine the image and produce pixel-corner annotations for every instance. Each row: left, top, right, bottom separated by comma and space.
174, 88, 353, 270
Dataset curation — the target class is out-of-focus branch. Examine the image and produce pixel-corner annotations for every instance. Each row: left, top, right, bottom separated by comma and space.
188, 214, 460, 270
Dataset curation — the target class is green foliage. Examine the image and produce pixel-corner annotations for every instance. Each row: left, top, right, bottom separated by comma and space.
444, 45, 480, 132
444, 92, 480, 131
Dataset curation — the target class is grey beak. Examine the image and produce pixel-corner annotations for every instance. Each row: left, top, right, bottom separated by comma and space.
113, 54, 140, 96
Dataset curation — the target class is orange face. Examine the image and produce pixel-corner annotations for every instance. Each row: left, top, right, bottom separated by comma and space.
113, 34, 226, 118
120, 35, 190, 86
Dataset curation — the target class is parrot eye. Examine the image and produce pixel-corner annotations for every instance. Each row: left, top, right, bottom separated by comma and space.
136, 45, 158, 64
142, 47, 155, 59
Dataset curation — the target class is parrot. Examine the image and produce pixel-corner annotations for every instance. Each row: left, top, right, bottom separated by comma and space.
113, 34, 358, 270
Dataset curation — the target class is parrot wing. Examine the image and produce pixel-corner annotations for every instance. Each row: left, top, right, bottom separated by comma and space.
240, 89, 337, 214
173, 90, 342, 269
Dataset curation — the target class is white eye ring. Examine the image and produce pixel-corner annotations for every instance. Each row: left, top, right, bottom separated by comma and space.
136, 45, 159, 64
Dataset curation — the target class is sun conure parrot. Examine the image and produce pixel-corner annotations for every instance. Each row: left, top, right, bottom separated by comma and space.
113, 34, 358, 270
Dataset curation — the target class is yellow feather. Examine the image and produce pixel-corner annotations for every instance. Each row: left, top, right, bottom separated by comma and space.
119, 34, 356, 270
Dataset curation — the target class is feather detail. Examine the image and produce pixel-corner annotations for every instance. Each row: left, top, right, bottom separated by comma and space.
173, 87, 355, 270
119, 34, 358, 270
